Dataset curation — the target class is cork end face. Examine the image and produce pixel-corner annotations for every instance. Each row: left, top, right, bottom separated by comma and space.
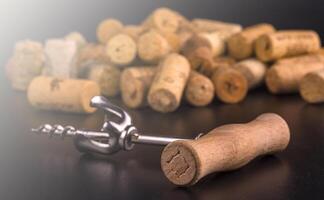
80, 81, 101, 113
138, 30, 170, 63
106, 34, 137, 65
161, 142, 198, 186
300, 72, 324, 103
96, 19, 123, 44
265, 67, 281, 94
213, 69, 248, 104
228, 35, 251, 60
255, 35, 273, 62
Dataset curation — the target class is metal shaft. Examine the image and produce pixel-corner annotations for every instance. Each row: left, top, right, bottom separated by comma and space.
131, 133, 183, 145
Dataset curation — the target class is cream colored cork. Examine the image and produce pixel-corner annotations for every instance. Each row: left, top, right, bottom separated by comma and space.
142, 7, 185, 33
198, 32, 225, 57
161, 113, 290, 186
300, 69, 324, 103
6, 40, 44, 91
27, 76, 100, 113
97, 19, 124, 44
44, 39, 78, 78
148, 54, 190, 113
266, 58, 324, 94
191, 18, 242, 35
106, 34, 137, 66
234, 59, 267, 89
185, 71, 215, 107
137, 30, 171, 63
120, 67, 156, 108
228, 23, 276, 60
87, 64, 121, 97
211, 66, 248, 104
65, 32, 87, 50
255, 30, 321, 62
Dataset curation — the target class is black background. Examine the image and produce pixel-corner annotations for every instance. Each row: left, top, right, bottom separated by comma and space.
1, 0, 324, 199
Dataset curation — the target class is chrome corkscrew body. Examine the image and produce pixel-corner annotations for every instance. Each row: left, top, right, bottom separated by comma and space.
32, 96, 187, 155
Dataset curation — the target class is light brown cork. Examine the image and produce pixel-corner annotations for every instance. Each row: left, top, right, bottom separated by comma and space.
160, 31, 182, 52
121, 25, 144, 41
234, 59, 267, 89
211, 66, 248, 104
185, 71, 215, 107
27, 76, 100, 113
86, 64, 121, 97
228, 23, 276, 60
142, 7, 186, 33
120, 67, 156, 109
197, 56, 236, 78
97, 19, 124, 44
266, 57, 324, 94
161, 113, 290, 186
148, 54, 190, 113
77, 43, 111, 76
300, 69, 324, 103
181, 34, 213, 70
137, 30, 171, 63
106, 34, 137, 66
191, 18, 242, 36
255, 30, 321, 62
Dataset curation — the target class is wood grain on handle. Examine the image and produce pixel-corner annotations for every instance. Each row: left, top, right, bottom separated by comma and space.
161, 113, 290, 186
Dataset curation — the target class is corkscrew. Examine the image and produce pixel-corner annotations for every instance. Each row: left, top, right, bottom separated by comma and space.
32, 96, 195, 155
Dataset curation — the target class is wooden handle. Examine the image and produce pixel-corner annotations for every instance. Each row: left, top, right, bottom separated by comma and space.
161, 113, 290, 186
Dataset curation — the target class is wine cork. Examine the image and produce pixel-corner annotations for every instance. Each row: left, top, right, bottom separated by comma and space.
77, 43, 111, 76
121, 67, 156, 108
106, 34, 137, 66
27, 76, 100, 113
121, 25, 144, 41
6, 40, 45, 91
97, 19, 124, 44
197, 56, 236, 78
266, 59, 324, 94
191, 18, 242, 35
277, 53, 324, 65
142, 7, 185, 33
198, 32, 225, 56
228, 23, 276, 60
300, 69, 324, 103
160, 31, 182, 52
86, 64, 121, 97
148, 54, 190, 112
234, 59, 267, 89
255, 30, 321, 62
65, 32, 87, 50
185, 71, 215, 106
211, 66, 248, 104
137, 30, 171, 63
181, 34, 215, 71
44, 39, 78, 78
161, 113, 290, 186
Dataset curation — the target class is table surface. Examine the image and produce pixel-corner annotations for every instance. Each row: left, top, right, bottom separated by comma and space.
1, 80, 324, 200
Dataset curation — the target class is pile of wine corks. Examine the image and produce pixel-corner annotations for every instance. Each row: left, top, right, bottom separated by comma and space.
5, 7, 324, 113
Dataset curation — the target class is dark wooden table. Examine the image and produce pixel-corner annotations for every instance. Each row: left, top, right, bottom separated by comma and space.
1, 78, 324, 200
